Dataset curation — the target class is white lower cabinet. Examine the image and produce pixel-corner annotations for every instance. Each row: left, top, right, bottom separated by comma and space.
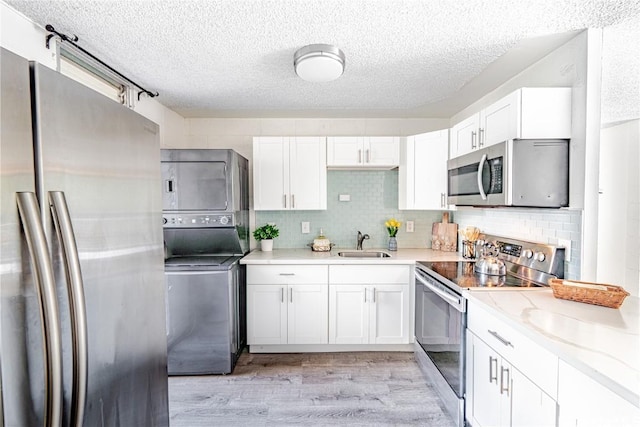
466, 303, 558, 427
247, 265, 328, 345
328, 265, 410, 345
557, 360, 640, 427
468, 332, 556, 427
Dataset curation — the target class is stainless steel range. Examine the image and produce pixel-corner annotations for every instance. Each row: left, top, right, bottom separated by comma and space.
162, 149, 249, 375
414, 235, 565, 426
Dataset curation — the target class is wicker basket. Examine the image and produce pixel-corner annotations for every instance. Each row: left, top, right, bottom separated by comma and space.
548, 279, 630, 309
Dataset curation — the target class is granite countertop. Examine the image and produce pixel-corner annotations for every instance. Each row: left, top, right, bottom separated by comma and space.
464, 289, 640, 408
240, 248, 465, 265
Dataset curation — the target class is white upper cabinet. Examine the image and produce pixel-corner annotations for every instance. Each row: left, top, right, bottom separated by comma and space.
399, 130, 450, 210
450, 87, 572, 158
450, 114, 481, 158
327, 136, 399, 168
253, 136, 327, 210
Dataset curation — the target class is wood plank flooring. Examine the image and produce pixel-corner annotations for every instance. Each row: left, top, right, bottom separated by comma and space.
169, 351, 456, 426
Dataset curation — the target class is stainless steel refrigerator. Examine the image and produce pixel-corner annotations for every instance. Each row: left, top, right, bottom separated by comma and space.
0, 48, 169, 426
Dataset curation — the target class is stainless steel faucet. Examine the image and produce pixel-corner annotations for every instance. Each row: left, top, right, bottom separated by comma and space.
356, 231, 370, 250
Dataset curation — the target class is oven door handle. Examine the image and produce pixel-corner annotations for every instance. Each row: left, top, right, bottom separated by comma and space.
477, 153, 488, 200
415, 270, 465, 312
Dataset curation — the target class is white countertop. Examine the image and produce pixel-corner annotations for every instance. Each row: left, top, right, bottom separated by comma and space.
240, 248, 465, 265
464, 289, 640, 408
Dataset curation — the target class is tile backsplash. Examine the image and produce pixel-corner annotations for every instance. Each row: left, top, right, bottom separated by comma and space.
255, 170, 445, 250
452, 208, 582, 280
255, 170, 582, 280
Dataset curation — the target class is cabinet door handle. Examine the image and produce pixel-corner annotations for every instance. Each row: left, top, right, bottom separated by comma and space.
489, 356, 498, 384
366, 149, 370, 163
281, 287, 284, 303
440, 192, 446, 208
488, 330, 514, 348
478, 128, 485, 147
364, 288, 367, 303
291, 194, 295, 209
500, 366, 510, 396
372, 287, 376, 303
283, 194, 287, 209
358, 149, 362, 164
471, 131, 477, 149
289, 288, 293, 303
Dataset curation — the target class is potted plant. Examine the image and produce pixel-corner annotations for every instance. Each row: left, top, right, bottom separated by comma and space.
253, 224, 279, 252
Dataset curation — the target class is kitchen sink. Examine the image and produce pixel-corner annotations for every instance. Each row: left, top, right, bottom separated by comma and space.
337, 251, 391, 258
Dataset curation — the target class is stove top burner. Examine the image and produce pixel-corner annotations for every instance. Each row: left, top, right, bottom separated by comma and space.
417, 261, 543, 289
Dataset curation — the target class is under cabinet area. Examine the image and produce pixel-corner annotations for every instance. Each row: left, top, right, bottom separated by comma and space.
466, 303, 558, 427
247, 265, 328, 345
450, 87, 572, 158
329, 265, 411, 345
253, 136, 327, 210
327, 136, 399, 168
399, 129, 449, 210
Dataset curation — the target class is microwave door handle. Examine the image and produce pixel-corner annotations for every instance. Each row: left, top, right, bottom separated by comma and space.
477, 153, 488, 200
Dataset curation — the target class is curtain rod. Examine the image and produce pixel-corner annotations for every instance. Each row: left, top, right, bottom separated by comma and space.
45, 24, 159, 101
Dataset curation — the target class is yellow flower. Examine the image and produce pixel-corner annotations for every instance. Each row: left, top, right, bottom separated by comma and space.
385, 218, 401, 237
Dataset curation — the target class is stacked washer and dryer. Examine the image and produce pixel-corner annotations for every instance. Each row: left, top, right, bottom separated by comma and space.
161, 149, 249, 375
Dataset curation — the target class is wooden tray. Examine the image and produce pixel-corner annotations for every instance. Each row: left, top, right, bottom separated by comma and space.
548, 279, 630, 309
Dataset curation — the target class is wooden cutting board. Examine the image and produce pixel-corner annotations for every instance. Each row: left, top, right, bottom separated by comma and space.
431, 212, 458, 252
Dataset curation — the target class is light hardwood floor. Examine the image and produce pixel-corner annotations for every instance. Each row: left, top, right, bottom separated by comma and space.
169, 351, 456, 426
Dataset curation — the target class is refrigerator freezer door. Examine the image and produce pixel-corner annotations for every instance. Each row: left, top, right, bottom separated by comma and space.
0, 48, 46, 427
30, 63, 169, 425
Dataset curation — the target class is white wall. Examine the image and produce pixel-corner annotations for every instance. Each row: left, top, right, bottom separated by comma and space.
596, 16, 640, 296
0, 1, 186, 147
598, 120, 640, 295
178, 117, 450, 160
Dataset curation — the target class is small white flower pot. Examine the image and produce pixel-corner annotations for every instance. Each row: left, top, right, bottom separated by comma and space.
260, 239, 273, 252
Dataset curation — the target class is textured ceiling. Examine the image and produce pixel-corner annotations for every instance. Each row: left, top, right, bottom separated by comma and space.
6, 0, 640, 118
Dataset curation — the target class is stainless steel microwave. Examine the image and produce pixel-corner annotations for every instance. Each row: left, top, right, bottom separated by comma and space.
447, 139, 569, 207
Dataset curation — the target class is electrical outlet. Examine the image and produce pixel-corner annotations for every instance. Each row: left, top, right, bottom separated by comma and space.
406, 221, 414, 233
339, 194, 351, 202
301, 222, 310, 234
558, 238, 571, 262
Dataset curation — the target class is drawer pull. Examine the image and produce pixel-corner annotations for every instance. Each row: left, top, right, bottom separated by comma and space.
489, 356, 498, 384
279, 273, 295, 276
488, 330, 513, 348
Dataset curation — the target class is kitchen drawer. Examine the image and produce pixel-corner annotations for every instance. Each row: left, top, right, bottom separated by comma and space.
468, 302, 558, 399
329, 265, 410, 284
247, 265, 328, 285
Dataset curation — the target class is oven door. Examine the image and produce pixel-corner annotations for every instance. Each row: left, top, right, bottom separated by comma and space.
415, 267, 466, 399
447, 141, 509, 206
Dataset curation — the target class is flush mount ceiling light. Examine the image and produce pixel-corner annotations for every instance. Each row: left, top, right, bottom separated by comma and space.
294, 44, 345, 82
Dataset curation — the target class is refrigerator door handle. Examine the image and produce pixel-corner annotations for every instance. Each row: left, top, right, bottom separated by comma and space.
49, 191, 87, 427
16, 192, 63, 427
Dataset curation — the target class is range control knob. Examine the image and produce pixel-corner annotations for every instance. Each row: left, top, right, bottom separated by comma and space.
534, 252, 546, 262
163, 217, 168, 224
523, 249, 533, 259
219, 216, 229, 225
